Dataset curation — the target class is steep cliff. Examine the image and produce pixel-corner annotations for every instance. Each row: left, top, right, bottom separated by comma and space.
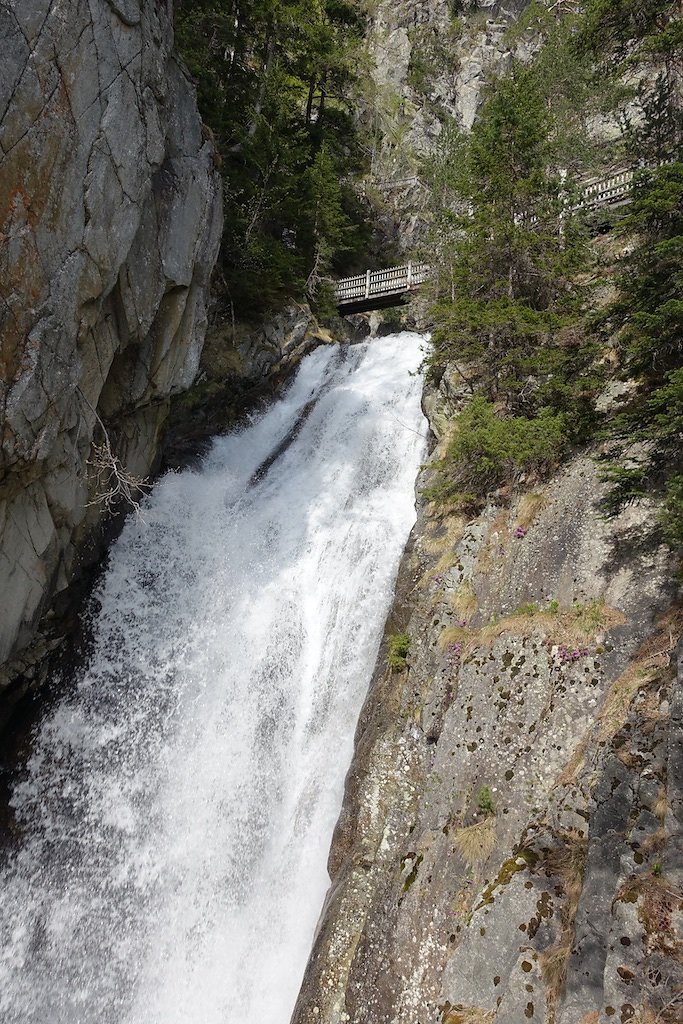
292, 4, 683, 1022
292, 379, 682, 1024
0, 0, 222, 695
366, 0, 535, 251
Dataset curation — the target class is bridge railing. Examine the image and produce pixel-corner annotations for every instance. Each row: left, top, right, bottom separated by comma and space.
571, 168, 635, 211
335, 159, 675, 307
335, 261, 430, 303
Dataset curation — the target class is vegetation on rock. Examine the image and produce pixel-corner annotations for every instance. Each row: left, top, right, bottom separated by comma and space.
387, 632, 411, 670
577, 1, 683, 545
175, 0, 372, 316
423, 2, 682, 547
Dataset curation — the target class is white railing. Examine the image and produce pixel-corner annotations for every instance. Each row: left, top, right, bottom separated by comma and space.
336, 160, 674, 308
335, 261, 430, 305
571, 168, 635, 211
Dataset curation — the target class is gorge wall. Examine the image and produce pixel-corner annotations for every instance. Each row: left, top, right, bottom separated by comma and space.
293, 375, 682, 1024
292, 3, 683, 1023
0, 0, 222, 699
366, 0, 535, 252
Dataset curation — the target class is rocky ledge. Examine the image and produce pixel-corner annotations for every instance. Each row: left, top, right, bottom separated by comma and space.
0, 0, 222, 701
293, 374, 683, 1024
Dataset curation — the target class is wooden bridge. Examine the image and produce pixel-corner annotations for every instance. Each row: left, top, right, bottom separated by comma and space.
334, 261, 430, 314
335, 161, 668, 314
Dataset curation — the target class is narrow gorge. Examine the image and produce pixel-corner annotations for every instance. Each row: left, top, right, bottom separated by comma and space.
0, 2, 682, 1024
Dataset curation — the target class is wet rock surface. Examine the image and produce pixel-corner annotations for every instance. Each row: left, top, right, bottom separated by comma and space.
0, 0, 222, 697
293, 377, 682, 1024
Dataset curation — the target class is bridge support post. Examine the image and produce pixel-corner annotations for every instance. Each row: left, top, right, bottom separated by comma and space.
365, 270, 371, 299
407, 260, 412, 289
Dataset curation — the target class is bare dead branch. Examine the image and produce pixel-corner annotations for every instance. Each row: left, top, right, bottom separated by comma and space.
76, 388, 150, 519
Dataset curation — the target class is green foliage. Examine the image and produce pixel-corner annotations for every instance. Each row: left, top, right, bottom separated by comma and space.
577, 1, 683, 160
573, 600, 605, 634
477, 785, 496, 815
407, 23, 461, 101
387, 633, 411, 671
516, 602, 540, 617
423, 44, 603, 511
598, 164, 683, 547
575, 2, 683, 547
662, 475, 683, 548
424, 399, 567, 511
175, 0, 372, 315
578, 0, 679, 65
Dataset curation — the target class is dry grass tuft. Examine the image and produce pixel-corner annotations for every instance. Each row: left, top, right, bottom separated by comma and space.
515, 491, 548, 530
438, 625, 474, 651
595, 604, 681, 743
641, 826, 668, 857
450, 580, 478, 619
540, 939, 573, 1006
463, 602, 624, 660
422, 516, 466, 556
434, 550, 460, 575
557, 737, 588, 787
442, 1006, 495, 1024
597, 667, 659, 742
655, 787, 669, 823
539, 829, 588, 1019
453, 817, 497, 868
436, 600, 625, 668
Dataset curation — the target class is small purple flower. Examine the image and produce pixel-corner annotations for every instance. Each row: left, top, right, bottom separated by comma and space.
446, 640, 463, 669
555, 643, 590, 666
514, 526, 527, 539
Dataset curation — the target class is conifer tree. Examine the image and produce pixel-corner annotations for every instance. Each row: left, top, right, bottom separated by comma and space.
579, 0, 683, 545
175, 0, 370, 315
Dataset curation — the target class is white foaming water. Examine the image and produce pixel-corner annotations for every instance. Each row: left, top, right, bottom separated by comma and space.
0, 334, 428, 1024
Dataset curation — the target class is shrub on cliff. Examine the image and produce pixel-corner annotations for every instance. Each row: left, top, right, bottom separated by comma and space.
577, 0, 683, 163
424, 398, 567, 511
387, 633, 411, 671
598, 164, 683, 547
424, 31, 603, 427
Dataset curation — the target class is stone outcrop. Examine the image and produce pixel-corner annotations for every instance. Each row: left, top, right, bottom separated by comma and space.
366, 0, 536, 251
0, 0, 222, 692
292, 374, 682, 1023
164, 304, 345, 466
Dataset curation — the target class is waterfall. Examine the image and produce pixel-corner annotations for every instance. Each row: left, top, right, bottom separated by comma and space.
0, 333, 428, 1024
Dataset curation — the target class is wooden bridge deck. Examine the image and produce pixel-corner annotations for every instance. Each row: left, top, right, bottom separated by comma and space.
335, 161, 670, 314
334, 262, 430, 315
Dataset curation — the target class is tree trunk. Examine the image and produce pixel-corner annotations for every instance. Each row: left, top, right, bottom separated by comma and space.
306, 78, 316, 125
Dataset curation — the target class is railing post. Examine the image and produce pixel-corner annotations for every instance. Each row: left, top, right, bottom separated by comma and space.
407, 260, 412, 290
365, 269, 371, 299
558, 168, 567, 245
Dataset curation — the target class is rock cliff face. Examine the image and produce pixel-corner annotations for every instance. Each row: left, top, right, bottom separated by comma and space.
293, 378, 683, 1024
0, 0, 222, 692
367, 0, 535, 251
164, 304, 344, 467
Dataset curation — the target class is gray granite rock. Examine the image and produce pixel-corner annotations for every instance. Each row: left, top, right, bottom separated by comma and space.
0, 0, 222, 687
292, 417, 681, 1023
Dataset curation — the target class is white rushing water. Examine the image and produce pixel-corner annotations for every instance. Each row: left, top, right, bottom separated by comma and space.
0, 333, 427, 1024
